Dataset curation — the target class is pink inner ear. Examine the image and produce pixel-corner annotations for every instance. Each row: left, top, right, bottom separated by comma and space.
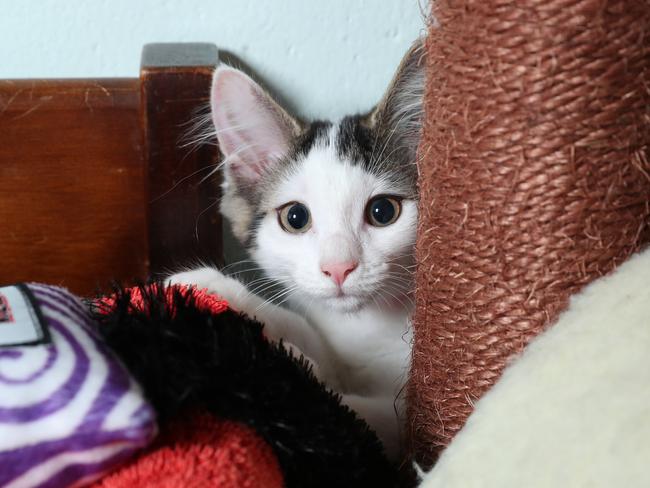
211, 68, 291, 183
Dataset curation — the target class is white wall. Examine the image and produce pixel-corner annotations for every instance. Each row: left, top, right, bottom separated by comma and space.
0, 0, 426, 119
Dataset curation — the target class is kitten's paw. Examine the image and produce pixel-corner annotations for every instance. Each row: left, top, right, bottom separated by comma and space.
166, 267, 248, 310
168, 267, 328, 382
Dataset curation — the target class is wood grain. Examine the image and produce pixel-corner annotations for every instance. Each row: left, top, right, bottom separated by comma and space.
0, 79, 148, 296
0, 43, 223, 296
141, 43, 223, 276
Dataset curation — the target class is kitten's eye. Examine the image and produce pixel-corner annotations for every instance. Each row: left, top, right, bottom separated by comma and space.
366, 195, 401, 227
278, 202, 312, 234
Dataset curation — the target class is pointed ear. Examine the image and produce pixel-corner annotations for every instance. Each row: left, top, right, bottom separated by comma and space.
210, 66, 301, 185
367, 38, 426, 161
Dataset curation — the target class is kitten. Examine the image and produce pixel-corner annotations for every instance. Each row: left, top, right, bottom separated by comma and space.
169, 40, 425, 459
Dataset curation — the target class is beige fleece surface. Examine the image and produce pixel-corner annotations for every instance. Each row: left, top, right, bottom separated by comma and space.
418, 247, 650, 488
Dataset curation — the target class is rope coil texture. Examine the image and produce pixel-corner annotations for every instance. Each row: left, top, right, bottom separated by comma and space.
409, 0, 650, 466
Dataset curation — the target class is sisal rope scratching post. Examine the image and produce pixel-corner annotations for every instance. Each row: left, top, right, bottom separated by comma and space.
409, 0, 650, 466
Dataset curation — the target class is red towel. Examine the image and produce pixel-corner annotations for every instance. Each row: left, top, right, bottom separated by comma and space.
92, 412, 283, 488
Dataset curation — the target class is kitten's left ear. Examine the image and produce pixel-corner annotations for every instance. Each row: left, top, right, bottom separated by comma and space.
367, 38, 426, 162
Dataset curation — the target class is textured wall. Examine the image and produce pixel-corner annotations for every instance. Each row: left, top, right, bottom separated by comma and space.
0, 0, 425, 119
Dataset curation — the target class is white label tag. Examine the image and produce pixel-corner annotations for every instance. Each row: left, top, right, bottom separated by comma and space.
0, 285, 49, 347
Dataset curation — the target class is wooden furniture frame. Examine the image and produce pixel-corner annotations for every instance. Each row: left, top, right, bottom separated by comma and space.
0, 43, 223, 295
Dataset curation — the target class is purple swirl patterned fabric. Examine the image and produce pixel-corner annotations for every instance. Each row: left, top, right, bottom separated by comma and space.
0, 284, 157, 488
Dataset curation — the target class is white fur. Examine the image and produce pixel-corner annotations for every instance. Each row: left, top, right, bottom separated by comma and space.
170, 53, 422, 459
417, 247, 650, 487
255, 133, 417, 315
169, 135, 416, 458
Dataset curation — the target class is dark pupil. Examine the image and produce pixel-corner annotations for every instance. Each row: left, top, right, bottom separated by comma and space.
371, 198, 395, 224
287, 204, 309, 229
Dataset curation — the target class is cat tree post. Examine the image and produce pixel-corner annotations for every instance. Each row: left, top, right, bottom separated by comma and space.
409, 0, 650, 466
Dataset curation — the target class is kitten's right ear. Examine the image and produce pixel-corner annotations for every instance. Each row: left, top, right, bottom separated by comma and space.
211, 66, 301, 185
367, 38, 426, 164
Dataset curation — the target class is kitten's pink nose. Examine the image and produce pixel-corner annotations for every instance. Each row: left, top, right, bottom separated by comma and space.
321, 261, 358, 286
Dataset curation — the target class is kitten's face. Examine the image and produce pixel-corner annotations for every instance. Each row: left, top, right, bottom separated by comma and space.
252, 122, 417, 313
210, 40, 424, 313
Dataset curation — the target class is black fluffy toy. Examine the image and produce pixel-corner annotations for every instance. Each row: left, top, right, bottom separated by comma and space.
91, 283, 401, 487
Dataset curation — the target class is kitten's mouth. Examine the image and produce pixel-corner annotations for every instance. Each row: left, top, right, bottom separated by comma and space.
321, 292, 368, 313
